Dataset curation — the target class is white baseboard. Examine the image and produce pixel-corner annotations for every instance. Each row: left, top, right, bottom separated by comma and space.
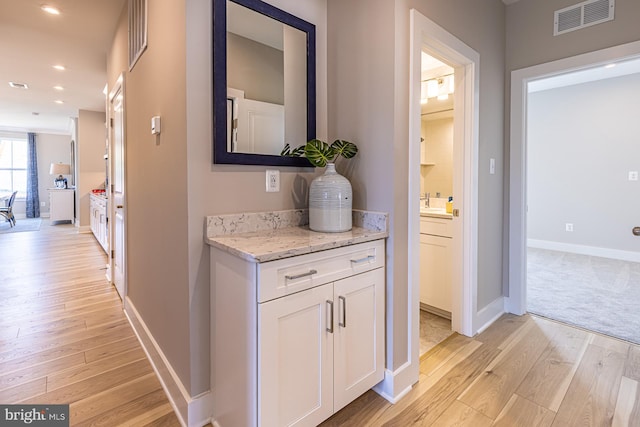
528, 239, 640, 263
124, 298, 212, 427
475, 297, 505, 335
77, 225, 91, 233
373, 360, 417, 404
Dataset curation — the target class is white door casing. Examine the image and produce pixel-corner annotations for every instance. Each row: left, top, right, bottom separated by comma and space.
109, 74, 126, 301
407, 8, 479, 387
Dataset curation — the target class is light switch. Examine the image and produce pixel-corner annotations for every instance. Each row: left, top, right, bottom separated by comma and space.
489, 158, 496, 175
629, 171, 638, 181
151, 116, 161, 135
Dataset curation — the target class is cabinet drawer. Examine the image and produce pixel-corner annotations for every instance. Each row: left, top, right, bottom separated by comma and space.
257, 240, 385, 303
420, 217, 452, 238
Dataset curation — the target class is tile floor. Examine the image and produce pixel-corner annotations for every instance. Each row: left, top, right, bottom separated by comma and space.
419, 310, 453, 355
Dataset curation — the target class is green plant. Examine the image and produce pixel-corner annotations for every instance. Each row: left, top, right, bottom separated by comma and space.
281, 139, 358, 168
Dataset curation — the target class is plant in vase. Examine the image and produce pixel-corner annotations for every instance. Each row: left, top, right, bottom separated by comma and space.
282, 139, 358, 232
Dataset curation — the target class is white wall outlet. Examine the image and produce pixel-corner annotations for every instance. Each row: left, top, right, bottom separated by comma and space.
629, 171, 638, 181
565, 223, 573, 232
40, 201, 46, 207
266, 170, 280, 192
489, 158, 496, 175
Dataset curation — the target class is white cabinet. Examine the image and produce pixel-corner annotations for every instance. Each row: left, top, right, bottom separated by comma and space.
419, 216, 452, 314
48, 189, 74, 223
90, 195, 108, 254
211, 239, 385, 427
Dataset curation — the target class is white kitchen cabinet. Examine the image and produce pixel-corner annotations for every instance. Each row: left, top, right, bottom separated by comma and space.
211, 239, 385, 427
419, 216, 452, 314
48, 189, 74, 223
90, 194, 108, 254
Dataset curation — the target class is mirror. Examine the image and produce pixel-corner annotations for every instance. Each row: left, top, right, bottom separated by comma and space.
213, 0, 316, 166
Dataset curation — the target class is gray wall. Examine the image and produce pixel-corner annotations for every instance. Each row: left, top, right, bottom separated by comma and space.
37, 133, 72, 215
528, 73, 640, 252
328, 0, 506, 370
77, 110, 106, 227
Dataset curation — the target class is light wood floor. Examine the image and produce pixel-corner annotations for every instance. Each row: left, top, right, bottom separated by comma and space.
322, 313, 640, 426
0, 220, 181, 426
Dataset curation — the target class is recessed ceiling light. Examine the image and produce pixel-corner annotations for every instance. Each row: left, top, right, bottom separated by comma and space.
53, 64, 65, 71
53, 85, 64, 91
605, 63, 616, 69
9, 82, 29, 89
32, 112, 40, 116
41, 5, 61, 15
54, 100, 64, 104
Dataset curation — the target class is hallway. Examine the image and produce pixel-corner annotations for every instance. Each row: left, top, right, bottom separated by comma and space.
0, 221, 180, 426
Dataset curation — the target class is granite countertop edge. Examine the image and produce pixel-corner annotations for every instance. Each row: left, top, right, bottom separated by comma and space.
206, 226, 388, 263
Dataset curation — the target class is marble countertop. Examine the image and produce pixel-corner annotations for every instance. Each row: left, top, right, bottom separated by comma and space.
205, 209, 388, 263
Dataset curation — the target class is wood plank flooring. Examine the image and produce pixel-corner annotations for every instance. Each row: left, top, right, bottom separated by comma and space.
0, 220, 180, 426
322, 314, 640, 426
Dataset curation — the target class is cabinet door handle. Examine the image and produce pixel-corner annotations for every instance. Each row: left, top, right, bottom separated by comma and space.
339, 296, 346, 328
326, 300, 334, 333
284, 269, 317, 281
351, 255, 374, 264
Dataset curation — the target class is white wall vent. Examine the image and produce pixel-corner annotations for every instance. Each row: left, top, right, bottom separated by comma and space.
554, 0, 614, 36
128, 0, 148, 70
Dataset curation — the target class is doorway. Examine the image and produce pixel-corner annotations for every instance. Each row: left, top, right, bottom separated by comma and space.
507, 40, 640, 318
109, 74, 127, 302
408, 9, 479, 372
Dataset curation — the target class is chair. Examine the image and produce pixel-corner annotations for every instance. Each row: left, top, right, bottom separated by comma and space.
0, 191, 17, 227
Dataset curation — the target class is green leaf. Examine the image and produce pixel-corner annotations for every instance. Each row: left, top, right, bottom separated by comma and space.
330, 139, 358, 159
280, 143, 305, 157
304, 139, 336, 167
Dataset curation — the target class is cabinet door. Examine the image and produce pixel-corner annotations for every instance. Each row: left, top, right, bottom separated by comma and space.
419, 234, 452, 312
258, 284, 334, 427
333, 268, 385, 412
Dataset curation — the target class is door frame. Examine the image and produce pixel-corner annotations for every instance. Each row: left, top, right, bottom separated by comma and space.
506, 40, 640, 314
408, 8, 479, 371
108, 73, 128, 305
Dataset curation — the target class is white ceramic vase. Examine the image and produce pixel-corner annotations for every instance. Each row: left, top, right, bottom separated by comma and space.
309, 163, 352, 232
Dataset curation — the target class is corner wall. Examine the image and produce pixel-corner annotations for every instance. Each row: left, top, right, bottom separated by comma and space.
77, 110, 106, 227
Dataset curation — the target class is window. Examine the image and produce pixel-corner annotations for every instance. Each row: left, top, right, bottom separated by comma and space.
0, 138, 28, 198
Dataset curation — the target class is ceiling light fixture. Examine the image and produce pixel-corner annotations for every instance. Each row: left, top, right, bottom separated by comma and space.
9, 82, 29, 89
604, 63, 616, 69
420, 74, 454, 103
41, 5, 61, 15
53, 85, 64, 91
54, 100, 64, 104
53, 65, 65, 71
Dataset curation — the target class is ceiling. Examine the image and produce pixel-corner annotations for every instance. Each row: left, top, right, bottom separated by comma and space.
0, 0, 125, 135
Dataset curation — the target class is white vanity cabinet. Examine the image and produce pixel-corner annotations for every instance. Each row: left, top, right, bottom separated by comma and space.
90, 194, 108, 254
211, 239, 385, 427
419, 215, 452, 314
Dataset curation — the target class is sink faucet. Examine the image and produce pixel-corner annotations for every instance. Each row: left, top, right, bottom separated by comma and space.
420, 192, 430, 208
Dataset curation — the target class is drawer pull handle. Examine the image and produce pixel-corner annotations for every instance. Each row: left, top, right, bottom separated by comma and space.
326, 300, 334, 333
285, 269, 317, 281
339, 296, 346, 328
351, 255, 374, 264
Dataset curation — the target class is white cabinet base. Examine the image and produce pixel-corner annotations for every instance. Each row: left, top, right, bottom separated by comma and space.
48, 189, 74, 223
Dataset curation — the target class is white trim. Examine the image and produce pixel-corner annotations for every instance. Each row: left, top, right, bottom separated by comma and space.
124, 297, 212, 427
77, 225, 91, 233
474, 297, 505, 335
372, 362, 415, 403
527, 239, 640, 263
507, 40, 640, 315
408, 7, 480, 397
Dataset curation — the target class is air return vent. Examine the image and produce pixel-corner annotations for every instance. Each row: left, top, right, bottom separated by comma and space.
554, 0, 614, 36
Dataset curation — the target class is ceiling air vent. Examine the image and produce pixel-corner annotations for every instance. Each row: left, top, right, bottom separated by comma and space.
554, 0, 615, 36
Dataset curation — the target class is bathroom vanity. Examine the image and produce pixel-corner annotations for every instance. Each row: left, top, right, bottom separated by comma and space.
419, 209, 453, 317
206, 210, 387, 427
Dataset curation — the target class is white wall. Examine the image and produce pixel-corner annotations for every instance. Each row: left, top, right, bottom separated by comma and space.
527, 73, 640, 253
77, 110, 106, 227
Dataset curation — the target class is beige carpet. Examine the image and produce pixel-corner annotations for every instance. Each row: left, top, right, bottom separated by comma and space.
527, 247, 640, 344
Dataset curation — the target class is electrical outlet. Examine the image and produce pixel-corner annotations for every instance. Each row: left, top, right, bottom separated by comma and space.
565, 223, 573, 232
266, 170, 280, 192
629, 171, 638, 181
40, 201, 46, 207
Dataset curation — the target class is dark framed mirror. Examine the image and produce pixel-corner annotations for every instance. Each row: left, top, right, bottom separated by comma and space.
213, 0, 316, 166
